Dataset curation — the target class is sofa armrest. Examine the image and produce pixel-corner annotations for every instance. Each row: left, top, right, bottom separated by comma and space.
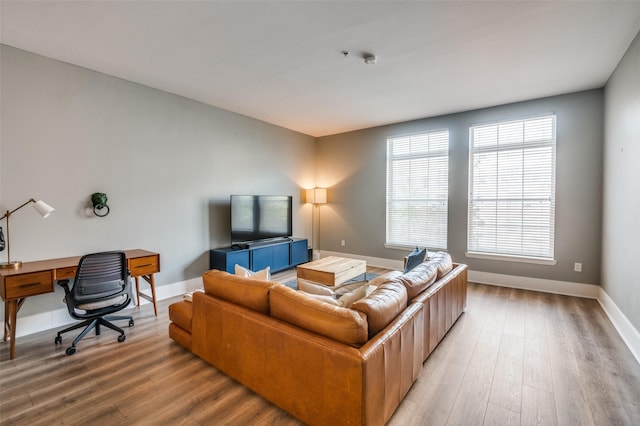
168, 300, 193, 351
359, 302, 425, 426
411, 263, 467, 359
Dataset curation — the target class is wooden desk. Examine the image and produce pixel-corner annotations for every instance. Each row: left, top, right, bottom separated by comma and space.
0, 249, 160, 359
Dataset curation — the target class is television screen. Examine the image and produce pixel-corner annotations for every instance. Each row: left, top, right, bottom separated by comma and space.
231, 195, 292, 244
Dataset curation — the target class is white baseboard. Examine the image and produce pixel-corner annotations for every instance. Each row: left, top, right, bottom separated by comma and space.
596, 288, 640, 364
1, 277, 203, 339
467, 270, 600, 299
152, 276, 203, 301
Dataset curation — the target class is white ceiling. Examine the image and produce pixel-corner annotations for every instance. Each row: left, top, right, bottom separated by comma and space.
2, 1, 640, 137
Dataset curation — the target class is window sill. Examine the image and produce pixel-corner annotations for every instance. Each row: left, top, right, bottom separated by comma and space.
465, 252, 557, 266
385, 243, 448, 252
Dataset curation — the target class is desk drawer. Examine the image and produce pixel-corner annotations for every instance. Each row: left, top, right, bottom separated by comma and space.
56, 266, 77, 280
4, 271, 54, 299
129, 255, 160, 277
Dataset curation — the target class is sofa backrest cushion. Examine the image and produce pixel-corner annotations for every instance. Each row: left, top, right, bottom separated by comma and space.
367, 270, 403, 288
270, 284, 369, 347
396, 261, 438, 300
351, 281, 408, 338
203, 269, 272, 315
429, 251, 453, 278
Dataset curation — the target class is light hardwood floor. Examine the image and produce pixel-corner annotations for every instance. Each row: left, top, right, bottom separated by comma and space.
1, 267, 639, 425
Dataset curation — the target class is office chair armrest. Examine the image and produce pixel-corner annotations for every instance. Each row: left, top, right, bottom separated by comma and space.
57, 279, 71, 293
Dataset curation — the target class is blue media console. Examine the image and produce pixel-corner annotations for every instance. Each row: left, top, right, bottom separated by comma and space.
209, 238, 308, 274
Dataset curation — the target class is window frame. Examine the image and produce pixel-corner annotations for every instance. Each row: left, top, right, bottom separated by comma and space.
385, 129, 450, 251
466, 113, 557, 265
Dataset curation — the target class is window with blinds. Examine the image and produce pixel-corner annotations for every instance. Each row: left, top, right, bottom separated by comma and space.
386, 130, 449, 249
467, 114, 556, 261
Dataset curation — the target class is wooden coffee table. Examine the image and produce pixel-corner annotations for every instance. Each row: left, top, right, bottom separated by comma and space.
296, 256, 367, 287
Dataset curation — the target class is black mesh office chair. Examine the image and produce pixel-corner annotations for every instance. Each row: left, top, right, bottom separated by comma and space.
54, 251, 134, 355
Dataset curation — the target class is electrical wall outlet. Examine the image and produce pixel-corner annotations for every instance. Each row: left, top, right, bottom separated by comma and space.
341, 240, 346, 247
574, 262, 582, 272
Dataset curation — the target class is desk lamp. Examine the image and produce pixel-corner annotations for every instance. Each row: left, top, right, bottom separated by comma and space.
0, 198, 55, 269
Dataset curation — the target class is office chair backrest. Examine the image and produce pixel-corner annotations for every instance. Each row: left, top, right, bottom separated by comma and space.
73, 251, 129, 302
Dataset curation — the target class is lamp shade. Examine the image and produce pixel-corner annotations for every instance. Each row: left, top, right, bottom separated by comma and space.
0, 198, 55, 269
306, 188, 327, 204
32, 200, 55, 218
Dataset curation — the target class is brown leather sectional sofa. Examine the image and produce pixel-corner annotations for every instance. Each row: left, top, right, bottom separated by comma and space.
168, 253, 467, 426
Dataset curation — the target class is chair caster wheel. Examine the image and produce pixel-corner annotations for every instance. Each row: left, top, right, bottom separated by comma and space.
118, 335, 126, 343
55, 336, 62, 345
66, 346, 76, 356
129, 319, 134, 327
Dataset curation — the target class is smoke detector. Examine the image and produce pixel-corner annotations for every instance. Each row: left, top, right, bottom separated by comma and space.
364, 54, 377, 65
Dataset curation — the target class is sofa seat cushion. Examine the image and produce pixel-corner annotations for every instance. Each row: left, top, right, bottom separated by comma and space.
396, 261, 438, 300
169, 300, 193, 333
298, 278, 368, 308
203, 269, 272, 315
429, 251, 453, 278
270, 284, 369, 347
351, 281, 408, 338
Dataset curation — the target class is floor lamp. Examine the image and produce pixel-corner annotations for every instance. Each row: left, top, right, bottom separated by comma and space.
306, 188, 327, 259
0, 198, 55, 269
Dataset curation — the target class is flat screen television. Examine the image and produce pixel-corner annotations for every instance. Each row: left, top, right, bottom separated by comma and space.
231, 195, 293, 245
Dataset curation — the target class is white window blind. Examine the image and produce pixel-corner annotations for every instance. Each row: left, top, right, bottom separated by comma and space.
386, 130, 449, 249
467, 114, 556, 260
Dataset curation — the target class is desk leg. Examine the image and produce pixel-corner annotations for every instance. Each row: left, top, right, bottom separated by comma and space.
135, 276, 141, 307
4, 300, 18, 360
145, 274, 158, 317
3, 301, 8, 341
133, 274, 158, 317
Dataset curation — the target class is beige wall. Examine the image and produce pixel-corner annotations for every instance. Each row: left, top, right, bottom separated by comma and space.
603, 32, 640, 331
317, 90, 605, 286
0, 45, 316, 317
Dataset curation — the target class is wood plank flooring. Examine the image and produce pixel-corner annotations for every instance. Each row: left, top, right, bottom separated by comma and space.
1, 267, 639, 425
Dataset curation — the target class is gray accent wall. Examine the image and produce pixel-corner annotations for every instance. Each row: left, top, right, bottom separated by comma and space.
0, 45, 316, 317
317, 90, 604, 285
603, 32, 640, 331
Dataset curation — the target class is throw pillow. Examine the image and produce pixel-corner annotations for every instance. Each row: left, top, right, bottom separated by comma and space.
299, 291, 340, 306
297, 278, 335, 296
337, 284, 367, 308
234, 264, 271, 281
404, 246, 427, 273
333, 279, 368, 297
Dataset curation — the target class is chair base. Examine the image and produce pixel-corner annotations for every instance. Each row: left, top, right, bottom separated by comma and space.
55, 315, 134, 355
